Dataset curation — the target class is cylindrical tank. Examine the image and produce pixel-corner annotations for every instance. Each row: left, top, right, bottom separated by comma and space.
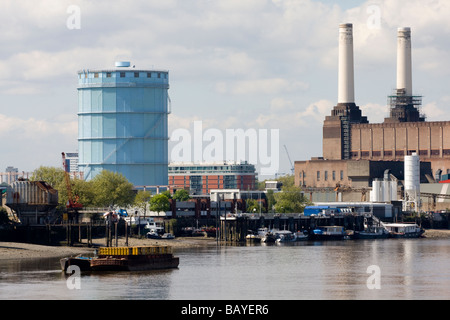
390, 180, 398, 201
371, 179, 381, 202
77, 63, 169, 186
338, 23, 355, 104
404, 152, 420, 192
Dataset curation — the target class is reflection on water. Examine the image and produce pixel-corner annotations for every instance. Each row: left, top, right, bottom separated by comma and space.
0, 239, 449, 300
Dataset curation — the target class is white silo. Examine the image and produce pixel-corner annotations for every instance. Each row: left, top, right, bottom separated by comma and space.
370, 179, 381, 202
403, 152, 420, 212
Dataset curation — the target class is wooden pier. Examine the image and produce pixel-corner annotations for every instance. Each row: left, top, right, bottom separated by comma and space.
219, 214, 367, 242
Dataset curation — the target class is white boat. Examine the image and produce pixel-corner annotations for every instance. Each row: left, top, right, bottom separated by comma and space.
275, 230, 296, 243
383, 223, 424, 238
144, 219, 164, 234
161, 233, 175, 239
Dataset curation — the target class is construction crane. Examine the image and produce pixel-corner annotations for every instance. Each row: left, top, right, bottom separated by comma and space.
62, 152, 83, 221
284, 145, 294, 175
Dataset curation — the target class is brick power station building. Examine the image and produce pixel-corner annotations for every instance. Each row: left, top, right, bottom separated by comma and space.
295, 25, 450, 195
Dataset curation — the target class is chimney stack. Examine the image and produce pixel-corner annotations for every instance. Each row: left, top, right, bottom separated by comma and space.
338, 23, 355, 104
396, 27, 412, 96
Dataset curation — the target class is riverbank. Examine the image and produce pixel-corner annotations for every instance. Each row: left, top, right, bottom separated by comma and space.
0, 236, 216, 261
423, 229, 450, 238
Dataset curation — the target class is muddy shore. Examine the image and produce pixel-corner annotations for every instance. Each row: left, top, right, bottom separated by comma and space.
0, 236, 215, 261
1, 229, 449, 261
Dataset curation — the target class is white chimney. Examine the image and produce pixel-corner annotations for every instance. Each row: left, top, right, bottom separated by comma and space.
396, 27, 412, 95
338, 23, 355, 104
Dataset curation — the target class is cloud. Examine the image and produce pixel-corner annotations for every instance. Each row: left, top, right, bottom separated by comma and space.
2, 0, 450, 174
216, 78, 309, 95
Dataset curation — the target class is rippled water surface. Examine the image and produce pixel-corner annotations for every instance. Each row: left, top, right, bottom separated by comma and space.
1, 238, 449, 300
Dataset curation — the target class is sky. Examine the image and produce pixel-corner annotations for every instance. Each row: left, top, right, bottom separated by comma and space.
1, 0, 450, 179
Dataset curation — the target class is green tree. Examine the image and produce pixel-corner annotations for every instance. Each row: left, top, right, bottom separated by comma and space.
30, 166, 89, 209
274, 185, 309, 213
150, 193, 171, 216
91, 170, 135, 208
31, 166, 66, 188
173, 189, 190, 201
246, 198, 266, 214
266, 189, 276, 213
134, 190, 152, 216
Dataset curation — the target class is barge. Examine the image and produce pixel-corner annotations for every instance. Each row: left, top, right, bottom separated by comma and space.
61, 246, 179, 273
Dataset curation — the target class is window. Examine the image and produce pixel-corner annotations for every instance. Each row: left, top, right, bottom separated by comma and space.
147, 72, 152, 78
158, 73, 161, 78
324, 171, 328, 181
94, 73, 99, 78
384, 151, 393, 157
340, 170, 344, 180
120, 72, 125, 78
134, 72, 139, 78
316, 171, 320, 181
106, 72, 112, 78
395, 150, 404, 156
332, 171, 336, 181
372, 151, 381, 157
431, 150, 440, 156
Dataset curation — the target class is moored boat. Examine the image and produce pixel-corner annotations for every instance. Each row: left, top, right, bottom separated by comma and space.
383, 223, 424, 238
275, 230, 296, 243
354, 226, 390, 239
61, 245, 179, 273
294, 230, 309, 241
261, 231, 277, 243
312, 226, 346, 240
60, 256, 92, 272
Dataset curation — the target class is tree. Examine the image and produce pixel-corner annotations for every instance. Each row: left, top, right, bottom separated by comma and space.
149, 193, 171, 216
31, 166, 66, 189
30, 166, 91, 209
134, 190, 152, 216
246, 198, 266, 214
273, 185, 310, 213
91, 170, 135, 208
173, 189, 190, 201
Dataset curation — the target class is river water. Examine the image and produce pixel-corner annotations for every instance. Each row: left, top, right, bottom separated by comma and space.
1, 238, 449, 300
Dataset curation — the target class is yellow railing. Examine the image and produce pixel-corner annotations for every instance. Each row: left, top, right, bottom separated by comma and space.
98, 246, 172, 256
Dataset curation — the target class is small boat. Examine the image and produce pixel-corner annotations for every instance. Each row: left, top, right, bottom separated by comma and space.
161, 233, 175, 239
383, 223, 424, 238
261, 231, 277, 243
312, 226, 346, 240
246, 234, 261, 243
147, 231, 162, 239
294, 230, 309, 241
60, 255, 92, 272
354, 226, 389, 239
246, 230, 261, 243
275, 230, 297, 243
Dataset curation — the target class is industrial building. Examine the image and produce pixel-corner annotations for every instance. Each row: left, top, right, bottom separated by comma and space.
77, 61, 170, 186
295, 24, 450, 210
168, 161, 257, 195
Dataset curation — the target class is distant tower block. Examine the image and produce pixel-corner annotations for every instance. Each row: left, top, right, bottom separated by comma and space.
77, 62, 170, 186
385, 27, 424, 123
323, 23, 368, 160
